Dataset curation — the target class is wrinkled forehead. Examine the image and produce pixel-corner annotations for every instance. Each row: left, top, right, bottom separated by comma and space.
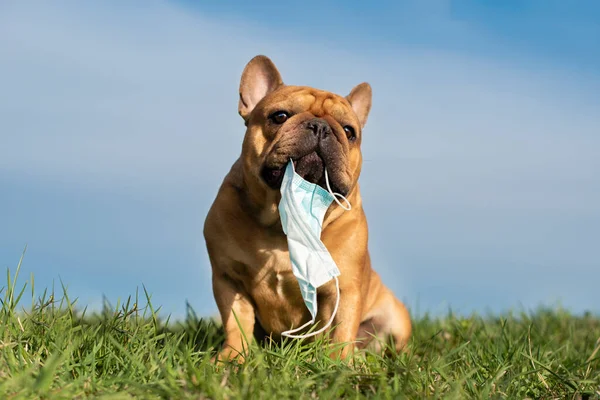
263, 86, 353, 121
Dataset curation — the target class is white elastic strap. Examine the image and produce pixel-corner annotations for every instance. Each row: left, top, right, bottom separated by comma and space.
324, 169, 352, 211
281, 276, 341, 339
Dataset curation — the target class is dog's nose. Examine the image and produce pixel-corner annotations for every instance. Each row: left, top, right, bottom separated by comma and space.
306, 119, 331, 139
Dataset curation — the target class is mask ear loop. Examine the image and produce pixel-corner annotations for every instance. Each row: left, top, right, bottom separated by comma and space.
281, 276, 341, 339
324, 169, 352, 211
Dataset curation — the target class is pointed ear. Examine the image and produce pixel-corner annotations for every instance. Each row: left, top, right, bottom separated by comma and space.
346, 82, 372, 128
238, 55, 284, 121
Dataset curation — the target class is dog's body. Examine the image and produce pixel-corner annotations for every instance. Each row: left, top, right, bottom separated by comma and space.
204, 56, 411, 361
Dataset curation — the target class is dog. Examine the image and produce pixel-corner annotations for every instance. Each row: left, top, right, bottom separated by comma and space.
204, 55, 411, 362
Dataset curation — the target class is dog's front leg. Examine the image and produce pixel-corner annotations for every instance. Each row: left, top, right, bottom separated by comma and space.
319, 217, 369, 361
212, 270, 255, 364
315, 281, 362, 361
329, 288, 362, 360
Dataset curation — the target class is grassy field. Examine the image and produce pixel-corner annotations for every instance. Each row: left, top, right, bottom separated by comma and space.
1, 257, 599, 399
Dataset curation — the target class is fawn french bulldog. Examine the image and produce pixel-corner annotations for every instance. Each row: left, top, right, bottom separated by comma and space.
204, 55, 411, 362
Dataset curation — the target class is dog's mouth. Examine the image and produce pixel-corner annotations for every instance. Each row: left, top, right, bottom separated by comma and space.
261, 152, 331, 191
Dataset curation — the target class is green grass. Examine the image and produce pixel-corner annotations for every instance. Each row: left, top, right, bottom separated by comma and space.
1, 253, 599, 399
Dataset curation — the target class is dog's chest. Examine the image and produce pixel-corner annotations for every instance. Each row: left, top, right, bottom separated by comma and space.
252, 248, 296, 295
246, 247, 308, 331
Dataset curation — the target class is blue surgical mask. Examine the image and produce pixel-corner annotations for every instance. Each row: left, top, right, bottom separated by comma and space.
278, 160, 351, 339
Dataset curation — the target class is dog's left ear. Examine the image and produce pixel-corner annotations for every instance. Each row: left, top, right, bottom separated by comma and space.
238, 55, 284, 121
346, 82, 372, 128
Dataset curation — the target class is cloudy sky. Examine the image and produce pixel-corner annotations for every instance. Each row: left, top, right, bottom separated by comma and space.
1, 1, 599, 319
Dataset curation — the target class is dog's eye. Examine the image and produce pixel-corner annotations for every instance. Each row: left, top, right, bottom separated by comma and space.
269, 111, 289, 124
343, 125, 357, 141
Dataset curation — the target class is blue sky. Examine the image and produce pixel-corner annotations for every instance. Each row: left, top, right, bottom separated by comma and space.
1, 1, 599, 319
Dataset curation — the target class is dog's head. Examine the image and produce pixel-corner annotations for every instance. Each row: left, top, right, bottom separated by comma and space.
238, 55, 371, 201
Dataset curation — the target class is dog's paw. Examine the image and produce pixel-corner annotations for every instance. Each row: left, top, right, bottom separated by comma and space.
211, 347, 246, 368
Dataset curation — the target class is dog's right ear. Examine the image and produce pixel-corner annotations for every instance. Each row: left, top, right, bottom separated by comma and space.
238, 55, 284, 121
